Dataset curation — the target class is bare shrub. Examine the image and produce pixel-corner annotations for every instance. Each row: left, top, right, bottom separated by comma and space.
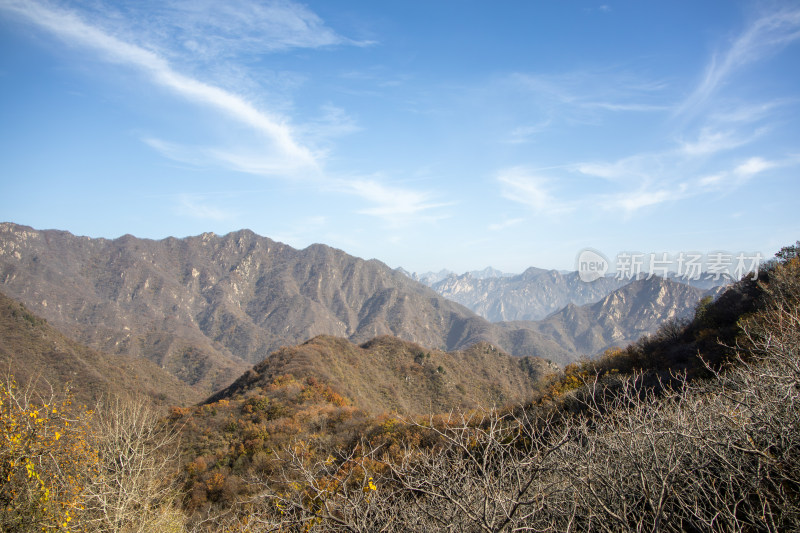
83, 394, 185, 533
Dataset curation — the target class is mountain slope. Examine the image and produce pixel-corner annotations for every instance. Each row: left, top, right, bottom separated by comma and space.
0, 223, 570, 392
208, 334, 556, 415
0, 291, 199, 406
526, 276, 711, 356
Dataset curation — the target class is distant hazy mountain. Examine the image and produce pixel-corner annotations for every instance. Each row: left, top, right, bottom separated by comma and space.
414, 264, 730, 323
664, 271, 734, 290
429, 268, 629, 322
467, 266, 515, 279
406, 266, 513, 286
406, 269, 455, 286
0, 223, 569, 393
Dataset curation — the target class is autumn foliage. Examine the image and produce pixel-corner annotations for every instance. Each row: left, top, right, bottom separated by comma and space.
0, 379, 184, 532
0, 379, 96, 531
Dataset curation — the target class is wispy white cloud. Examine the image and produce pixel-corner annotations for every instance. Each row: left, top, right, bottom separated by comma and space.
0, 0, 446, 226
608, 187, 683, 213
708, 99, 794, 125
698, 173, 726, 188
43, 0, 371, 64
503, 121, 552, 144
678, 128, 758, 156
678, 7, 800, 117
508, 70, 670, 120
734, 156, 777, 177
541, 127, 797, 213
497, 167, 572, 215
142, 138, 216, 167
575, 152, 661, 182
296, 105, 361, 149
146, 140, 449, 227
494, 69, 673, 148
175, 194, 232, 220
692, 156, 783, 191
337, 178, 451, 226
583, 5, 612, 15
145, 137, 317, 177
581, 102, 669, 112
151, 0, 370, 59
574, 150, 796, 213
501, 159, 690, 215
488, 218, 524, 231
1, 0, 321, 176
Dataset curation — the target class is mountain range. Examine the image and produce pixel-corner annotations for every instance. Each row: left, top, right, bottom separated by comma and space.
412, 266, 728, 322
0, 291, 198, 406
402, 266, 514, 286
0, 222, 717, 396
0, 223, 571, 393
424, 268, 628, 321
523, 276, 724, 355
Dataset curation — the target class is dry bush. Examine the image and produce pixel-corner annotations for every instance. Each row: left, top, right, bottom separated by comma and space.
82, 394, 185, 532
0, 378, 185, 532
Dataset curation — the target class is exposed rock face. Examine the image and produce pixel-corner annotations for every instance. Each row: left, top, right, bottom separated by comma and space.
525, 277, 714, 356
0, 223, 568, 392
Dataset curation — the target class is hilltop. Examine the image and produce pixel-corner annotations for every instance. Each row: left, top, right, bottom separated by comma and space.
207, 334, 555, 414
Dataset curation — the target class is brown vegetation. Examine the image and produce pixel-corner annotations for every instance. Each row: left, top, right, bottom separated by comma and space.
208, 335, 555, 415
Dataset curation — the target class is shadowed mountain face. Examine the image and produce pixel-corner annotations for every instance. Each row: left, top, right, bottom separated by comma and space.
0, 223, 569, 393
207, 335, 557, 415
0, 291, 199, 407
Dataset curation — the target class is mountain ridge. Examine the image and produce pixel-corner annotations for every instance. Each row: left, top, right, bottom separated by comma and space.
429, 268, 629, 322
0, 223, 569, 393
525, 276, 720, 355
206, 334, 557, 415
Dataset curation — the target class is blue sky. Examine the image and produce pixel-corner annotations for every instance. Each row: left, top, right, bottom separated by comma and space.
1, 1, 798, 273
